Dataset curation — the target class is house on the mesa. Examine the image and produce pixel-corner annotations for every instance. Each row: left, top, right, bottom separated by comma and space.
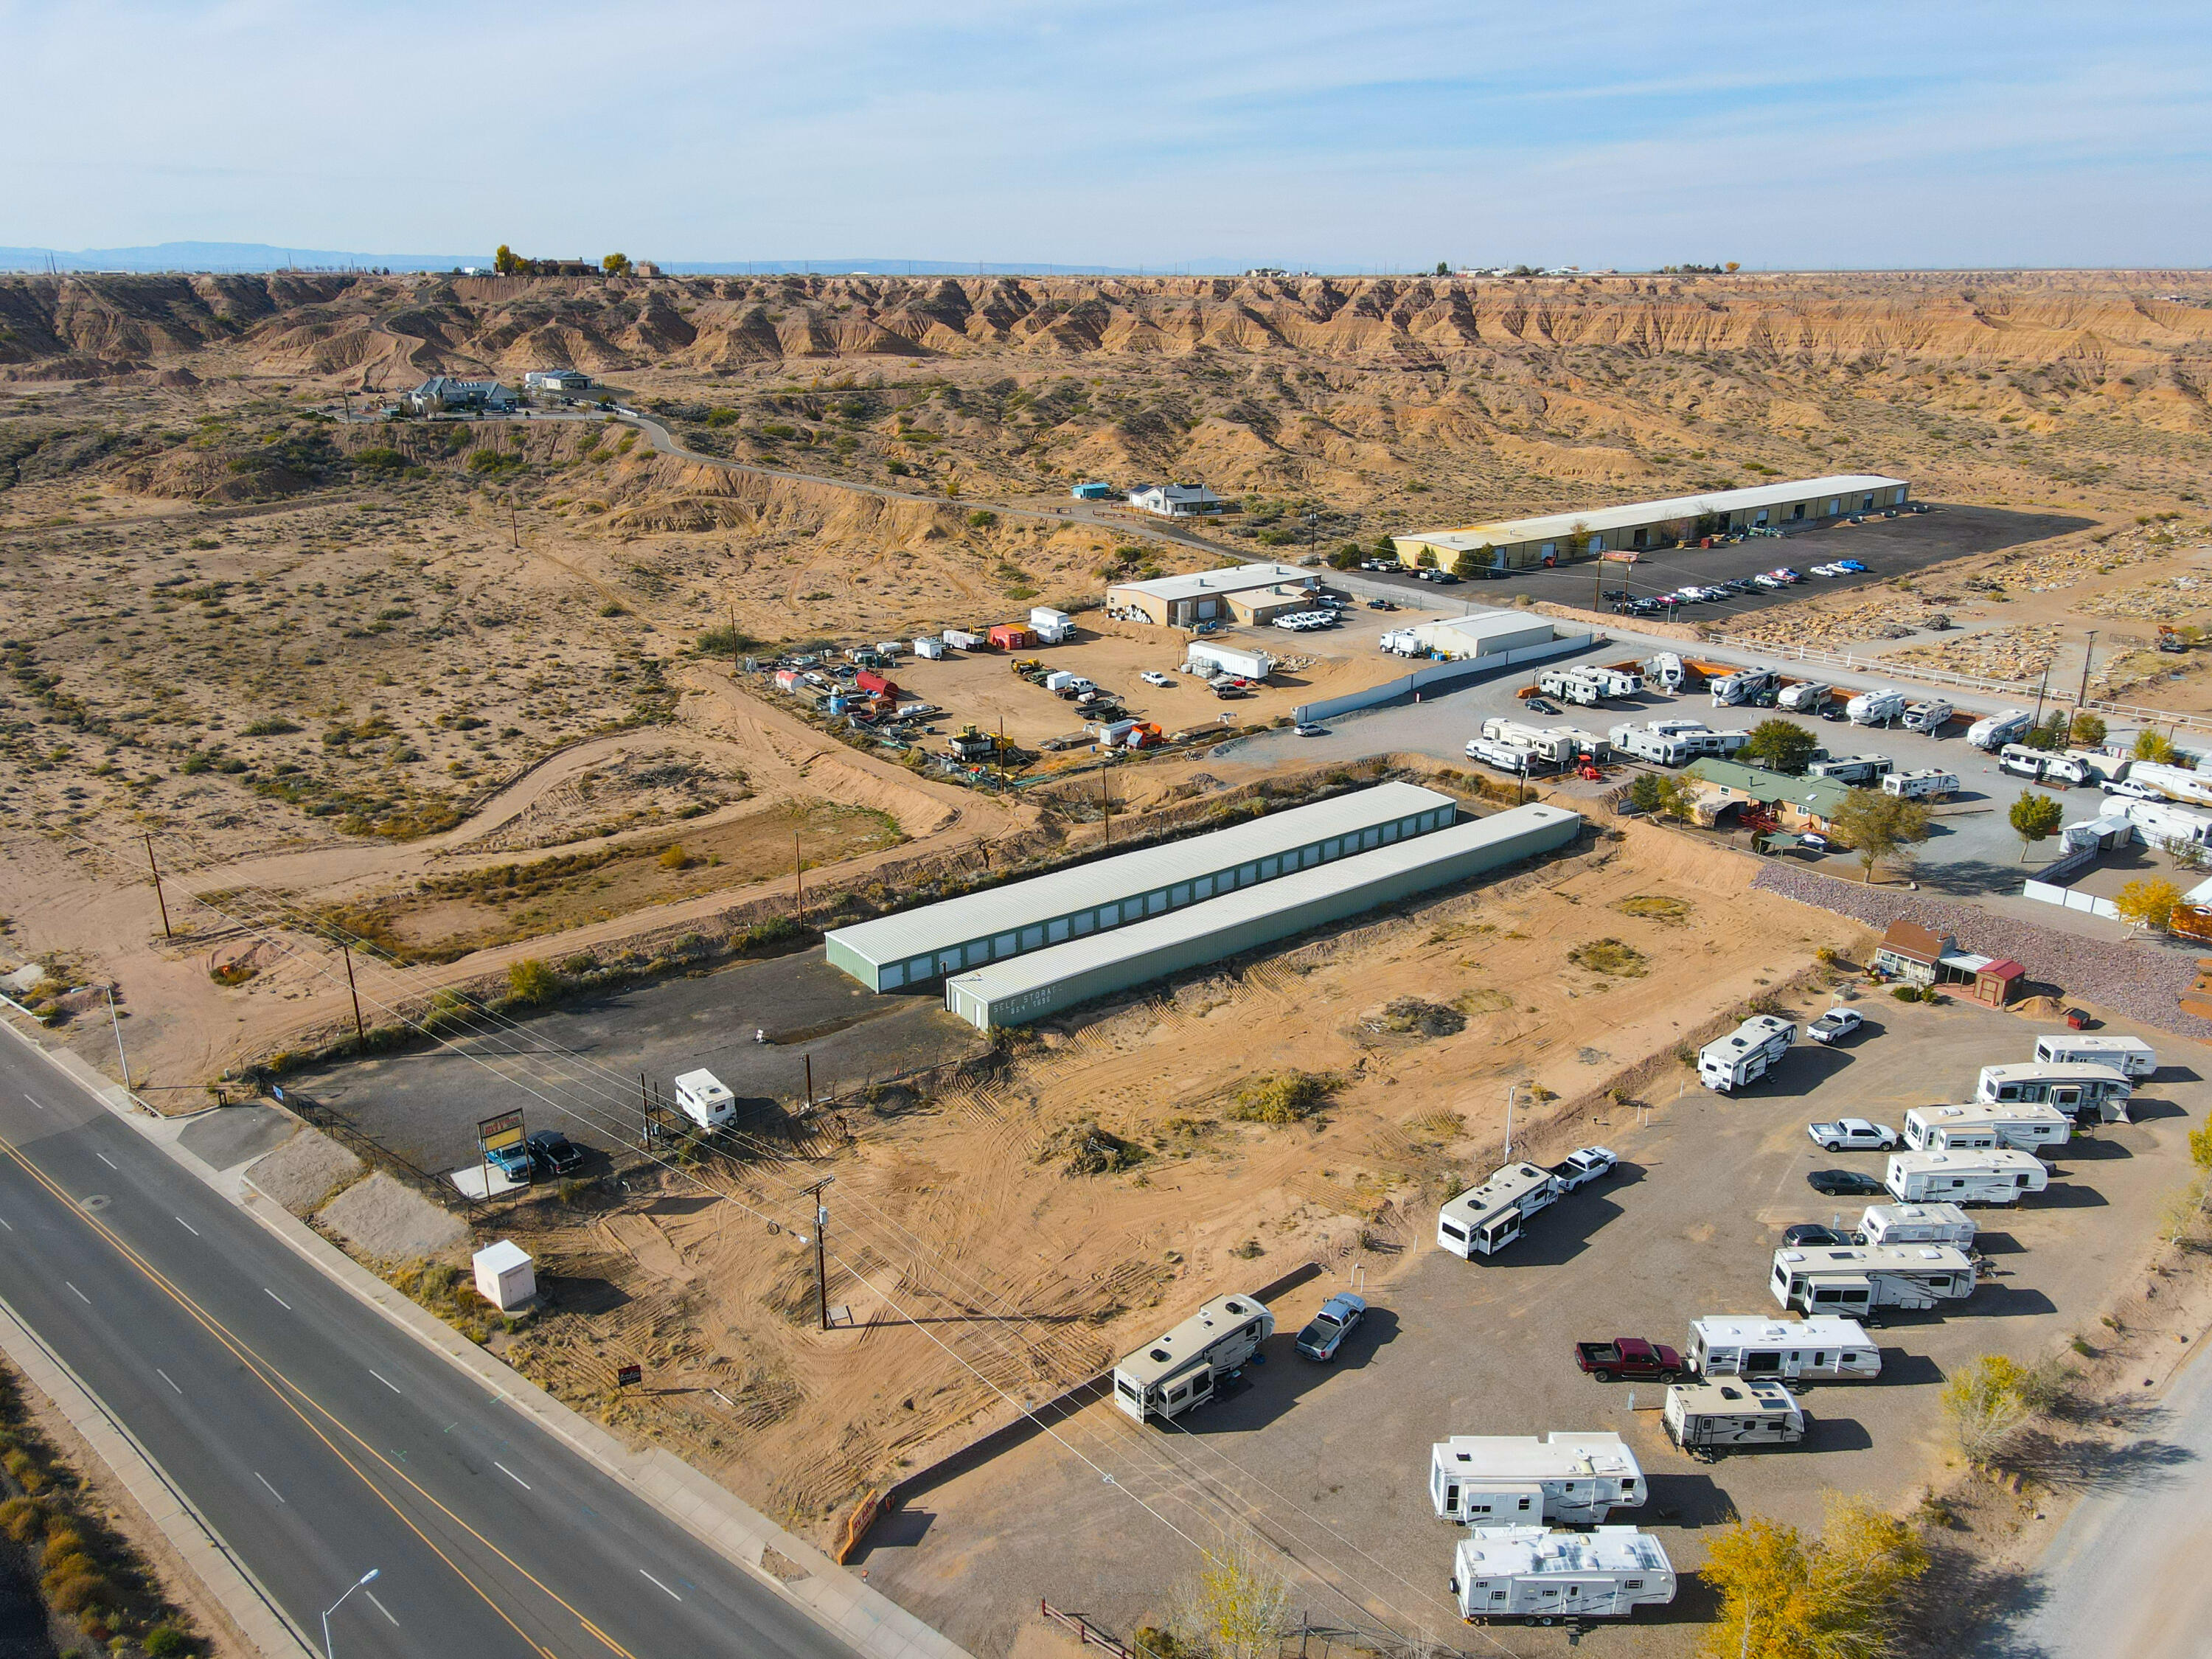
1127, 483, 1225, 518
523, 369, 593, 393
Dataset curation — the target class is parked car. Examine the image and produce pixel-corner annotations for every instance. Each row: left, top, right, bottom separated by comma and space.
1781, 1223, 1848, 1248
2103, 778, 2157, 799
1294, 1293, 1368, 1360
1753, 573, 1790, 590
1627, 599, 1663, 616
1550, 1146, 1619, 1191
1796, 830, 1837, 851
1771, 568, 1804, 583
1524, 698, 1558, 714
1294, 722, 1328, 737
1836, 559, 1869, 573
1366, 598, 1396, 610
1573, 1337, 1686, 1382
1812, 563, 1848, 577
1806, 1008, 1864, 1045
1818, 704, 1851, 723
1807, 1118, 1899, 1152
484, 1141, 533, 1183
528, 1129, 584, 1175
1603, 588, 1631, 602
1807, 1169, 1887, 1197
1696, 585, 1733, 602
1140, 669, 1175, 688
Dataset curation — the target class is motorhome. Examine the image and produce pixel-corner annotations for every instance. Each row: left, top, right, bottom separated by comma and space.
1437, 1163, 1563, 1259
1686, 1316, 1882, 1382
2119, 796, 2212, 849
1901, 699, 1953, 734
1967, 709, 2036, 751
1643, 653, 1686, 692
1697, 1015, 1795, 1093
1777, 680, 1832, 713
1975, 1062, 2134, 1123
671, 1069, 737, 1130
1710, 668, 1780, 707
1857, 1203, 1976, 1248
2032, 1034, 2156, 1079
2129, 762, 2212, 809
1846, 688, 1907, 726
1884, 1149, 2052, 1206
1903, 1102, 2073, 1153
1806, 754, 1893, 785
1663, 1380, 1806, 1453
1427, 1433, 1644, 1525
1882, 768, 1958, 801
1606, 722, 1748, 767
1111, 1293, 1273, 1423
1770, 1242, 1978, 1317
1537, 667, 1606, 707
1451, 1527, 1677, 1624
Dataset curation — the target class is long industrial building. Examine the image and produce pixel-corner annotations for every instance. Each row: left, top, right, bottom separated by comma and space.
1392, 474, 1911, 572
942, 803, 1582, 1029
824, 782, 1460, 992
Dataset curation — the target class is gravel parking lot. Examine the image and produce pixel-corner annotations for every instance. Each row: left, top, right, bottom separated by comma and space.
860, 996, 2201, 1658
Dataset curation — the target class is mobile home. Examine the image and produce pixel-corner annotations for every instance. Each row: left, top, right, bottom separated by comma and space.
2032, 1034, 2156, 1079
1663, 1380, 1806, 1453
1857, 1203, 1975, 1248
1885, 1149, 2051, 1206
1697, 1015, 1795, 1093
1437, 1163, 1562, 1259
1770, 1243, 1978, 1317
1687, 1315, 1881, 1382
1111, 1294, 1273, 1423
1902, 1102, 2073, 1153
1451, 1527, 1677, 1624
1427, 1432, 1644, 1525
1975, 1062, 2134, 1123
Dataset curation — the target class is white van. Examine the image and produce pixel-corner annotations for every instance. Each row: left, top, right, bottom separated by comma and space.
1882, 769, 1958, 801
672, 1068, 737, 1129
2032, 1033, 2156, 1079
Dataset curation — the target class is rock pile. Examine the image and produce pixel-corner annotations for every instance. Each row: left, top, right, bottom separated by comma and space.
2075, 573, 2212, 621
1990, 532, 2166, 594
1723, 594, 1962, 652
1886, 625, 2060, 681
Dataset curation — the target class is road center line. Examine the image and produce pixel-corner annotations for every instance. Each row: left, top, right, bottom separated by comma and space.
638, 1569, 681, 1601
364, 1588, 400, 1627
263, 1288, 291, 1310
156, 1368, 183, 1394
0, 1215, 12, 1231
23, 1096, 45, 1111
95, 1152, 117, 1169
369, 1369, 402, 1394
254, 1471, 285, 1503
65, 1281, 90, 1304
175, 1216, 199, 1236
494, 1461, 531, 1490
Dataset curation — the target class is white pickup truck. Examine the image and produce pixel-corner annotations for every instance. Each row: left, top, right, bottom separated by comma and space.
1550, 1147, 1619, 1191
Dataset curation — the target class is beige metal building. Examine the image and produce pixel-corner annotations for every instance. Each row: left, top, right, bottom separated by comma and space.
1104, 563, 1315, 627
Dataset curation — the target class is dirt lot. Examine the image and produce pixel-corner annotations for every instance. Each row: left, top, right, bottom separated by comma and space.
855, 996, 2204, 1658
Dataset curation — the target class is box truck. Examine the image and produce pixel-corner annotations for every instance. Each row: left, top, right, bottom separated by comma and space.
1029, 606, 1074, 644
672, 1069, 737, 1130
1975, 1062, 2134, 1122
1428, 1433, 1644, 1525
1884, 1149, 2051, 1206
1697, 1015, 1795, 1093
1846, 688, 1907, 726
1663, 1380, 1805, 1453
1903, 1102, 2073, 1152
1451, 1527, 1677, 1624
1111, 1294, 1273, 1423
1967, 709, 2036, 751
2032, 1033, 2156, 1079
1770, 1242, 1978, 1317
1687, 1315, 1881, 1382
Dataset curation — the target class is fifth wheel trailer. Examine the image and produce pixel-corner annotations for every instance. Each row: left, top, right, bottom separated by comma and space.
1698, 1015, 1795, 1093
1770, 1243, 1978, 1317
1902, 1102, 2072, 1152
1975, 1062, 2134, 1122
1436, 1161, 1562, 1258
1452, 1528, 1676, 1624
1857, 1203, 1976, 1248
1427, 1432, 1644, 1525
2031, 1034, 2156, 1079
1885, 1149, 2052, 1206
1111, 1293, 1273, 1423
1686, 1316, 1882, 1382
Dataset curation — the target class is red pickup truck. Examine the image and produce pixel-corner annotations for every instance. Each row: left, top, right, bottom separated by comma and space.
1574, 1338, 1685, 1382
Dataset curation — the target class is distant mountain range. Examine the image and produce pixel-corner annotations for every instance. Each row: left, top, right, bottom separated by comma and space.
0, 242, 1199, 277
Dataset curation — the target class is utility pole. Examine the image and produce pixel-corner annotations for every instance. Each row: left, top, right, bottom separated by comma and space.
1503, 1083, 1517, 1161
143, 834, 171, 939
793, 832, 804, 919
507, 493, 519, 550
341, 946, 366, 1043
804, 1053, 813, 1109
2076, 628, 2098, 716
640, 1073, 653, 1147
2032, 666, 2049, 726
1101, 758, 1112, 846
801, 1176, 835, 1331
731, 602, 742, 672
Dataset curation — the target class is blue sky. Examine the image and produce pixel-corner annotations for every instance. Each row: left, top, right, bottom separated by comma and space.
7, 1, 2208, 269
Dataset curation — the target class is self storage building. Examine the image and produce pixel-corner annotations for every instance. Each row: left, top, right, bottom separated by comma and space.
942, 804, 1582, 1029
824, 782, 1460, 993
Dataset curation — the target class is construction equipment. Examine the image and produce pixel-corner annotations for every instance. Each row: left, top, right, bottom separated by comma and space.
2157, 625, 2190, 654
1009, 656, 1045, 675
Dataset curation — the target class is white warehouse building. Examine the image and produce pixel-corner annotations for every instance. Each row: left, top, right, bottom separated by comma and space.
824, 782, 1459, 993
942, 804, 1582, 1029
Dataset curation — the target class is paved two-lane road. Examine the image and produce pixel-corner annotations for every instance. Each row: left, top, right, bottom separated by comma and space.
0, 1034, 863, 1659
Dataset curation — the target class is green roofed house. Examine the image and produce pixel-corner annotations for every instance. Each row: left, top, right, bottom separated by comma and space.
1682, 758, 1854, 834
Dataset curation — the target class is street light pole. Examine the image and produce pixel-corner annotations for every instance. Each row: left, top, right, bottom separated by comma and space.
322, 1568, 380, 1659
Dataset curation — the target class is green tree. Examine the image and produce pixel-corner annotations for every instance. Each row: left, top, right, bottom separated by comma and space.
2010, 788, 2065, 860
1327, 543, 1359, 571
1742, 718, 1818, 775
1699, 1493, 1928, 1659
494, 243, 520, 276
2069, 711, 2107, 747
1414, 546, 1438, 569
1370, 534, 1396, 556
1435, 260, 1450, 276
602, 251, 633, 276
1627, 771, 1697, 821
1829, 789, 1933, 884
2025, 709, 2069, 751
1451, 546, 1488, 578
1941, 1354, 2060, 1465
506, 959, 562, 1006
2116, 877, 2183, 932
2135, 728, 2181, 765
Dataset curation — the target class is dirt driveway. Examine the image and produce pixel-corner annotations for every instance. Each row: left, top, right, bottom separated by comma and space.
856, 997, 2203, 1659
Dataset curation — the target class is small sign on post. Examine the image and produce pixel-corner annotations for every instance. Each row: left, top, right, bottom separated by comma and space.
616, 1363, 642, 1388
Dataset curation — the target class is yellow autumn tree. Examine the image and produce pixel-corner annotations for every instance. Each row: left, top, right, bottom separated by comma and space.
1700, 1495, 1927, 1659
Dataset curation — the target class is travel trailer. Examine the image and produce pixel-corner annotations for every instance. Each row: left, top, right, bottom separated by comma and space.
1903, 1102, 2073, 1152
1607, 721, 1748, 767
1437, 1163, 1562, 1259
1710, 668, 1780, 707
1663, 1380, 1806, 1453
1806, 754, 1893, 785
2031, 1034, 2156, 1079
1846, 688, 1907, 726
1111, 1294, 1273, 1423
671, 1069, 737, 1129
1857, 1203, 1976, 1248
1427, 1432, 1644, 1525
1776, 679, 1831, 713
1451, 1528, 1677, 1624
1966, 709, 2035, 751
1975, 1062, 2134, 1123
1770, 1243, 1978, 1317
1686, 1316, 1881, 1382
1698, 1015, 1795, 1093
1643, 653, 1686, 692
1884, 1149, 2052, 1206
1882, 768, 1958, 801
1901, 698, 1953, 734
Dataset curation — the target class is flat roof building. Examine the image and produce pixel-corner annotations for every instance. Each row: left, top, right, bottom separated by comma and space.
1394, 475, 1910, 573
1106, 563, 1314, 627
943, 804, 1581, 1029
824, 782, 1458, 993
1408, 611, 1561, 661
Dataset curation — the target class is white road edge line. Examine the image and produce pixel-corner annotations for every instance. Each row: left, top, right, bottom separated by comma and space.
95, 1152, 117, 1169
175, 1216, 199, 1236
263, 1289, 291, 1310
23, 1095, 44, 1111
639, 1568, 681, 1601
0, 1216, 12, 1231
494, 1461, 531, 1490
156, 1368, 182, 1394
364, 1588, 399, 1627
65, 1281, 91, 1304
254, 1471, 285, 1503
369, 1369, 401, 1394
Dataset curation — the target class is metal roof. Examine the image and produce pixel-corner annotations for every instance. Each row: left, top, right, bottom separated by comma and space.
1106, 563, 1311, 603
1399, 474, 1909, 553
1412, 611, 1559, 647
826, 781, 1455, 967
942, 804, 1577, 1002
1683, 758, 1854, 818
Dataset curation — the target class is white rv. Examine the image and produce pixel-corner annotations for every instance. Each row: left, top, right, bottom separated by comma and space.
1857, 1203, 1976, 1248
1710, 669, 1779, 707
2063, 748, 2129, 785
2118, 796, 2212, 849
1903, 1102, 2072, 1152
1966, 709, 2035, 751
2128, 761, 2212, 808
1451, 1527, 1676, 1624
1846, 688, 1907, 726
1428, 1432, 1644, 1526
1607, 721, 1749, 767
1807, 754, 1893, 785
671, 1069, 737, 1129
1770, 1243, 1978, 1317
1663, 1380, 1806, 1453
1481, 718, 1579, 765
1537, 667, 1606, 707
1436, 1163, 1563, 1259
1776, 680, 1831, 713
1687, 1316, 1881, 1382
1554, 726, 1612, 762
1901, 699, 1953, 734
1882, 768, 1958, 801
1466, 737, 1540, 773
1975, 1062, 2134, 1123
1885, 1149, 2051, 1206
1698, 1015, 1795, 1093
1111, 1293, 1273, 1423
1643, 653, 1687, 692
2032, 1034, 2156, 1079
1585, 665, 1643, 698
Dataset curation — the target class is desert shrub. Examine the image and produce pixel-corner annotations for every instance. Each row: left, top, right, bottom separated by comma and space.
1568, 937, 1648, 977
1891, 984, 1922, 1002
1371, 996, 1466, 1037
1037, 1119, 1148, 1176
1228, 1071, 1340, 1124
1614, 894, 1692, 923
505, 958, 561, 1005
1942, 1353, 2063, 1464
658, 844, 691, 870
144, 1626, 190, 1658
1700, 1495, 1927, 1659
0, 1495, 44, 1542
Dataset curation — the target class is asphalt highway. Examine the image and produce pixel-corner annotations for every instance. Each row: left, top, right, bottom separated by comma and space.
0, 1034, 860, 1659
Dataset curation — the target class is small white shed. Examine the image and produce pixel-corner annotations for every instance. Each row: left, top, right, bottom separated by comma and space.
473, 1239, 536, 1310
